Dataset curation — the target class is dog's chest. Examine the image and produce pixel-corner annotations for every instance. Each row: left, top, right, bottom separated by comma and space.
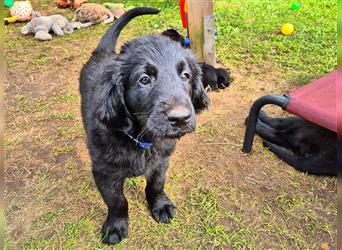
130, 140, 177, 176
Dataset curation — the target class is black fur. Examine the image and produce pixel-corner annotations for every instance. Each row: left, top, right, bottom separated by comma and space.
200, 63, 231, 91
252, 111, 336, 176
215, 67, 231, 89
79, 8, 209, 245
200, 63, 218, 90
161, 29, 231, 91
161, 28, 185, 46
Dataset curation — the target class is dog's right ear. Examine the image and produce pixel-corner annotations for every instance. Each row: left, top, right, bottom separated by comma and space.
96, 72, 133, 131
186, 58, 209, 113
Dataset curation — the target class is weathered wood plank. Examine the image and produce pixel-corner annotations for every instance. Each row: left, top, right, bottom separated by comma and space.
187, 0, 214, 63
203, 15, 216, 65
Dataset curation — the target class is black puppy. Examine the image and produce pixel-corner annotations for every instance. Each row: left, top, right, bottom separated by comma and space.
161, 29, 231, 91
80, 8, 209, 245
200, 63, 231, 91
253, 111, 336, 176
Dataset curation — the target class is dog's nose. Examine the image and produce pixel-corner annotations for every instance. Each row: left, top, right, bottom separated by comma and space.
167, 106, 191, 127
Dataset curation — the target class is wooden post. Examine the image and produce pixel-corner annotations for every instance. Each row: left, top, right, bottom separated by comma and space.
203, 15, 216, 65
187, 0, 215, 65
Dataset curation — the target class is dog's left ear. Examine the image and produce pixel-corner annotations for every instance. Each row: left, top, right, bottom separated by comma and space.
187, 58, 209, 113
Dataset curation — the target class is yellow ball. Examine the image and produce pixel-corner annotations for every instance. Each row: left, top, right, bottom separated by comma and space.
281, 23, 294, 36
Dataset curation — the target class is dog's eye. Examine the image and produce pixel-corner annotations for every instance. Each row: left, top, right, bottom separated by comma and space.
139, 76, 151, 85
181, 72, 190, 81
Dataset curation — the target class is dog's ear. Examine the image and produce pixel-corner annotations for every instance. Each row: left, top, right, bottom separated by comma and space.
187, 58, 209, 113
96, 71, 133, 131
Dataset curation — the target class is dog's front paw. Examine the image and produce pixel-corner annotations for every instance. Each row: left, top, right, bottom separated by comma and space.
150, 196, 176, 223
101, 217, 128, 245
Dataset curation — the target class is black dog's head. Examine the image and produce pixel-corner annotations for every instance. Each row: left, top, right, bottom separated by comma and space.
215, 68, 231, 89
97, 35, 209, 139
161, 29, 186, 47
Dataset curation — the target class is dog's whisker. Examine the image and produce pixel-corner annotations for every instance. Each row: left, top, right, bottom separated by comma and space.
133, 112, 150, 116
138, 122, 158, 140
137, 125, 149, 140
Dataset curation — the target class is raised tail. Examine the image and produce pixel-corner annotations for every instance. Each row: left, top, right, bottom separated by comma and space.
95, 7, 160, 54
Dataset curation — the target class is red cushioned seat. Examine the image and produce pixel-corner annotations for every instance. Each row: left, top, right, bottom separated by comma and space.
242, 70, 338, 153
286, 70, 337, 132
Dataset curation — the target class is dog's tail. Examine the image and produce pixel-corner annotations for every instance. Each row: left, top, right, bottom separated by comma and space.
95, 7, 160, 54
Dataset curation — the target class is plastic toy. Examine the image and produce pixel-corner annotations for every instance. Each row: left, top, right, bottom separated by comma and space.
4, 16, 18, 25
4, 0, 14, 8
73, 0, 86, 9
56, 0, 85, 9
184, 38, 190, 47
180, 0, 187, 29
291, 3, 300, 10
281, 23, 294, 36
179, 0, 190, 47
10, 1, 33, 22
56, 0, 70, 8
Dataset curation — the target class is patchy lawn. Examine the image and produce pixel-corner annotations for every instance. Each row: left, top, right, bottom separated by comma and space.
5, 0, 336, 249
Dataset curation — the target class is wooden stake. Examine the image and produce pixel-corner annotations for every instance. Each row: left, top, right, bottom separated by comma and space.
203, 15, 216, 65
187, 0, 215, 65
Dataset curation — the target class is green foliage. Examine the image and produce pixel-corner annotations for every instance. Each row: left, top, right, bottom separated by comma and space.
215, 0, 336, 85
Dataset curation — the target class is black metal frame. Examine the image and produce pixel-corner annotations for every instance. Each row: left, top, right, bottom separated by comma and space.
242, 95, 290, 153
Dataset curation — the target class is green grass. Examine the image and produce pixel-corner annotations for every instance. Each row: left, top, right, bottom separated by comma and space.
3, 139, 17, 148
14, 95, 51, 113
125, 177, 146, 190
41, 208, 68, 223
51, 143, 75, 157
49, 111, 74, 122
195, 124, 215, 136
54, 93, 78, 103
5, 0, 335, 85
215, 0, 336, 85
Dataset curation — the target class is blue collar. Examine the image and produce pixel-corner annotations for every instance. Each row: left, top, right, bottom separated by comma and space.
122, 131, 153, 149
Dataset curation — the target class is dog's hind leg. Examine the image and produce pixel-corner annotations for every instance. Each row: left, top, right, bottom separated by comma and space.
257, 110, 290, 128
258, 110, 295, 130
145, 160, 176, 224
262, 140, 336, 176
92, 166, 128, 245
255, 118, 287, 146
